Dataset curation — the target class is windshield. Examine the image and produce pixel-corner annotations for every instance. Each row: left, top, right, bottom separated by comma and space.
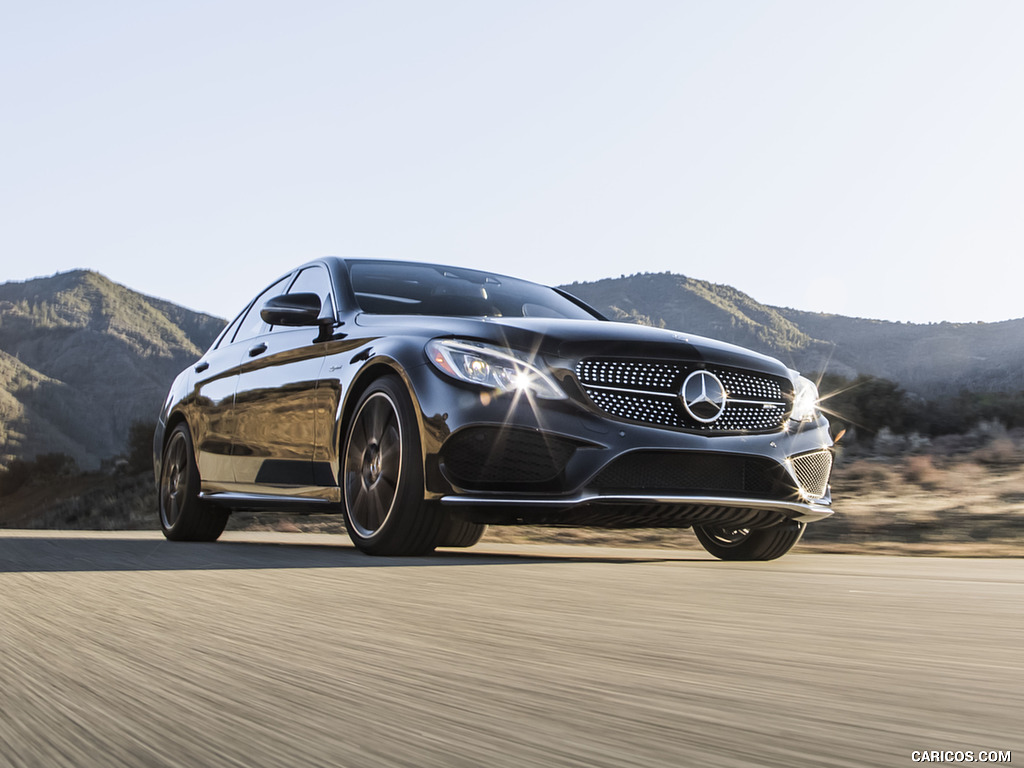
347, 261, 601, 320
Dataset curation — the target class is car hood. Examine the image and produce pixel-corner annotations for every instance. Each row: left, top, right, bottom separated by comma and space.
354, 314, 794, 378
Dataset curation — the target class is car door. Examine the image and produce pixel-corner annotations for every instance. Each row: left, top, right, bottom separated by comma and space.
192, 276, 291, 487
230, 266, 335, 495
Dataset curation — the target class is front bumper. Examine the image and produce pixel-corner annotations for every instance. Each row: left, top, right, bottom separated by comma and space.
407, 361, 835, 529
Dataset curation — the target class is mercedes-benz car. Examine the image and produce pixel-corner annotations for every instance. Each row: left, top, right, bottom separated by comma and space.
154, 258, 834, 560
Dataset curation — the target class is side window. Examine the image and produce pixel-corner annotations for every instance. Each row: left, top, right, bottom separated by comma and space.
231, 276, 292, 344
214, 308, 246, 350
287, 266, 335, 320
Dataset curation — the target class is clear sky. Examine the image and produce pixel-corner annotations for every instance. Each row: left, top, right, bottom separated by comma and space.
3, 1, 1023, 324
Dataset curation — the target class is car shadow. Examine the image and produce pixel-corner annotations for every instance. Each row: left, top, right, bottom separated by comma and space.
0, 534, 707, 573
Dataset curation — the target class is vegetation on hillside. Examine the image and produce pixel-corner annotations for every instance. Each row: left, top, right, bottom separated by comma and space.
566, 272, 818, 355
0, 452, 79, 496
0, 270, 225, 469
818, 373, 1024, 441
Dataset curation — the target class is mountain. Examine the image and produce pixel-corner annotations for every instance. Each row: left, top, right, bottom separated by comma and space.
562, 273, 1024, 397
560, 273, 840, 374
0, 270, 225, 470
774, 309, 1024, 395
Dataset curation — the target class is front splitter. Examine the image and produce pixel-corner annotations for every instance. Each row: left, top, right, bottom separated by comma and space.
441, 493, 834, 524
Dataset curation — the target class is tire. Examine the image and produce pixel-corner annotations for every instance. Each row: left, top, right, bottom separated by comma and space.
693, 520, 805, 561
341, 376, 443, 555
435, 515, 487, 548
159, 423, 229, 542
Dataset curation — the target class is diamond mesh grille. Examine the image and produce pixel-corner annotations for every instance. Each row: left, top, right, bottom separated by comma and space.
575, 360, 679, 393
585, 389, 683, 428
790, 450, 833, 500
576, 358, 790, 434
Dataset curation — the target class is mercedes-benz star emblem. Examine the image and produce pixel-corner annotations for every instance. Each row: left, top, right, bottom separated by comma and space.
681, 370, 727, 423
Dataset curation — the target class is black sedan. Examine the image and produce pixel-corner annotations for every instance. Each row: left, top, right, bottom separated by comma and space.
155, 258, 834, 559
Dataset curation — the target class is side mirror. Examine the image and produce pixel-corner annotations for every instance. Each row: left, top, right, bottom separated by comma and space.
260, 293, 324, 327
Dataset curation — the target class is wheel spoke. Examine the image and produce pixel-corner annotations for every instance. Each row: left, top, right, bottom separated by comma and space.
376, 474, 396, 504
366, 399, 387, 443
378, 425, 401, 483
347, 428, 368, 470
351, 482, 370, 526
365, 487, 384, 531
358, 405, 374, 449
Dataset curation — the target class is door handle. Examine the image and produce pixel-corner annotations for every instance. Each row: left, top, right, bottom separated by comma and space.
248, 343, 268, 357
194, 361, 210, 373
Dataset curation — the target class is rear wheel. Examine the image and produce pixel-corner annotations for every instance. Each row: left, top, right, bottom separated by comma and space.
159, 423, 228, 542
693, 521, 805, 561
341, 376, 443, 555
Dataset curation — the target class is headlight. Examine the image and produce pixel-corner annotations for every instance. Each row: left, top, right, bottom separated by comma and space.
790, 375, 820, 422
426, 339, 565, 400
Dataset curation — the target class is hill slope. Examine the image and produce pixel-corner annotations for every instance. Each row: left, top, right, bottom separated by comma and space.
776, 308, 1024, 395
0, 270, 225, 469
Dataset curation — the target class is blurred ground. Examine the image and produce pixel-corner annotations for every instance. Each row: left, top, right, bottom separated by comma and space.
1, 531, 1020, 768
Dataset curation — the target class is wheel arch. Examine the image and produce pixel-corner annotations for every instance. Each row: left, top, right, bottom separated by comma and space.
163, 410, 189, 442
153, 409, 192, 490
333, 356, 442, 509
335, 359, 431, 478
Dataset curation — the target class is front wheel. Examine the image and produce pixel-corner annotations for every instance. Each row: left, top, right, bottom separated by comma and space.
693, 521, 805, 561
341, 376, 443, 555
435, 515, 487, 548
158, 423, 228, 542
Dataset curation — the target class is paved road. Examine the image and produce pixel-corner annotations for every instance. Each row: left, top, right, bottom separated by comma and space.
0, 531, 1019, 768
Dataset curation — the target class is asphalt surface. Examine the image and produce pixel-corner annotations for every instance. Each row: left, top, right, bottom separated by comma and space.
0, 531, 1019, 768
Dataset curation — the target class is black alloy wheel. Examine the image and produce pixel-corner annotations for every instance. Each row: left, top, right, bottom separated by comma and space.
693, 520, 805, 561
342, 376, 443, 555
159, 423, 228, 541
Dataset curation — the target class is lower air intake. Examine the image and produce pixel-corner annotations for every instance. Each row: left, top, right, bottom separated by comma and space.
790, 450, 833, 500
442, 427, 578, 491
590, 451, 783, 497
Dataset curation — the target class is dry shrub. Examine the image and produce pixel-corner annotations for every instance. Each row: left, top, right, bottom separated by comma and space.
930, 433, 981, 457
944, 461, 988, 489
903, 455, 942, 490
837, 459, 896, 491
972, 438, 1020, 468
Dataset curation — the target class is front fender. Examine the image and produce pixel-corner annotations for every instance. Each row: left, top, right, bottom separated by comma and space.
152, 366, 193, 488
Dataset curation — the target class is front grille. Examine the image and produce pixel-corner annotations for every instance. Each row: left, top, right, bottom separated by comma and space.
441, 427, 577, 491
591, 451, 783, 497
576, 358, 790, 434
790, 450, 833, 500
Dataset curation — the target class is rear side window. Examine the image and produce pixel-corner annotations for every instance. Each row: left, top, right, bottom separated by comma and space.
214, 309, 246, 350
231, 275, 292, 344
